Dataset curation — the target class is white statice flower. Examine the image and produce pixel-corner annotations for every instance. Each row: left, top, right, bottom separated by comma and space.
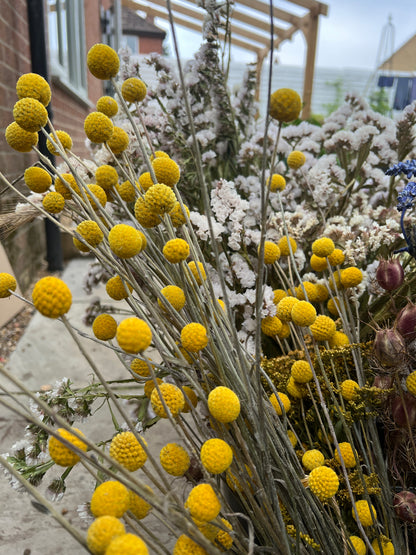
202, 150, 216, 163
262, 285, 277, 318
15, 194, 43, 215
230, 253, 256, 288
189, 211, 225, 241
237, 329, 256, 356
211, 179, 249, 223
29, 395, 43, 420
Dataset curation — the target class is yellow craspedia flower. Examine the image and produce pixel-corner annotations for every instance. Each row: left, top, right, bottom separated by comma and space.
150, 150, 170, 161
42, 191, 65, 214
182, 386, 198, 412
144, 378, 162, 399
406, 371, 416, 395
286, 376, 308, 398
261, 316, 283, 337
92, 314, 117, 341
24, 166, 51, 193
273, 289, 287, 305
84, 112, 114, 143
291, 300, 317, 327
32, 276, 71, 318
16, 72, 51, 106
261, 241, 281, 264
278, 322, 291, 339
96, 96, 118, 117
314, 283, 329, 302
86, 516, 125, 555
130, 357, 154, 377
90, 481, 129, 518
73, 236, 90, 253
105, 533, 148, 555
46, 130, 72, 155
106, 275, 133, 300
121, 77, 147, 102
5, 121, 38, 152
173, 535, 209, 555
269, 392, 291, 416
48, 427, 87, 466
159, 443, 190, 476
187, 261, 206, 285
109, 431, 147, 471
327, 248, 345, 266
308, 465, 339, 501
341, 267, 363, 288
158, 285, 186, 311
95, 165, 118, 190
310, 254, 328, 272
200, 438, 233, 474
208, 386, 240, 423
76, 220, 104, 248
54, 173, 80, 199
181, 323, 208, 352
150, 382, 185, 418
116, 180, 137, 202
138, 172, 155, 192
116, 317, 152, 354
312, 237, 335, 258
348, 536, 366, 555
185, 483, 221, 522
371, 537, 394, 555
13, 97, 48, 132
134, 197, 161, 228
327, 297, 342, 317
169, 201, 190, 227
296, 282, 319, 302
328, 271, 342, 291
87, 43, 119, 80
353, 500, 377, 527
291, 360, 313, 383
309, 315, 336, 341
128, 488, 152, 520
163, 238, 190, 263
276, 296, 299, 322
287, 430, 297, 447
152, 157, 180, 187
302, 449, 325, 471
268, 173, 286, 192
340, 379, 360, 401
108, 224, 142, 258
278, 236, 297, 256
144, 183, 176, 214
226, 465, 253, 493
85, 184, 107, 210
287, 150, 306, 169
335, 442, 356, 468
0, 273, 17, 298
107, 126, 129, 155
328, 330, 350, 348
270, 88, 301, 122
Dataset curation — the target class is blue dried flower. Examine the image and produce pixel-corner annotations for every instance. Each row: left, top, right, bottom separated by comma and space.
385, 159, 416, 179
397, 181, 416, 211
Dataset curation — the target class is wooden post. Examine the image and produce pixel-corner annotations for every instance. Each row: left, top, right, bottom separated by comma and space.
255, 51, 266, 102
301, 10, 319, 119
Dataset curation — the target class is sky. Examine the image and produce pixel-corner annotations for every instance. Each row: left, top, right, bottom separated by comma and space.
154, 0, 416, 70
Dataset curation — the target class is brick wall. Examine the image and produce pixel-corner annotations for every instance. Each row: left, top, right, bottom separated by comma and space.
140, 36, 164, 55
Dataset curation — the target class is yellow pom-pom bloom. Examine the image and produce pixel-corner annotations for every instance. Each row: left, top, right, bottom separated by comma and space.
150, 150, 170, 161
144, 183, 176, 214
96, 165, 118, 190
48, 427, 87, 466
138, 172, 155, 192
182, 386, 198, 412
287, 150, 306, 169
109, 431, 147, 471
277, 296, 299, 322
310, 254, 328, 272
328, 271, 342, 292
24, 167, 51, 193
261, 316, 283, 337
278, 236, 297, 256
216, 518, 233, 551
16, 72, 51, 106
76, 220, 104, 248
185, 483, 221, 522
268, 173, 286, 192
341, 267, 363, 288
187, 261, 207, 285
144, 378, 162, 399
302, 449, 325, 471
130, 358, 154, 377
46, 130, 72, 155
291, 300, 317, 327
173, 535, 209, 555
150, 383, 185, 418
152, 157, 180, 187
54, 173, 80, 199
181, 323, 208, 352
85, 184, 107, 210
0, 273, 17, 298
108, 224, 142, 258
163, 238, 190, 263
106, 275, 133, 300
87, 43, 119, 80
349, 536, 366, 555
312, 237, 335, 258
90, 481, 129, 518
42, 191, 65, 214
291, 360, 313, 383
116, 317, 152, 354
208, 386, 240, 423
308, 466, 339, 501
107, 126, 129, 155
296, 282, 319, 302
92, 314, 117, 341
371, 538, 394, 555
286, 376, 308, 398
327, 297, 342, 317
169, 202, 190, 227
406, 371, 416, 395
32, 276, 71, 318
287, 430, 297, 448
13, 97, 47, 133
261, 241, 281, 264
116, 180, 137, 202
160, 443, 190, 476
335, 442, 356, 468
328, 330, 350, 348
309, 315, 336, 341
200, 438, 233, 474
96, 96, 118, 117
121, 78, 147, 102
353, 500, 377, 527
105, 533, 148, 555
269, 392, 291, 415
134, 197, 161, 228
84, 112, 114, 143
158, 285, 186, 311
270, 88, 302, 122
340, 379, 360, 401
128, 488, 152, 520
278, 322, 291, 339
314, 283, 329, 302
87, 517, 125, 555
327, 248, 345, 266
273, 289, 287, 305
5, 121, 38, 152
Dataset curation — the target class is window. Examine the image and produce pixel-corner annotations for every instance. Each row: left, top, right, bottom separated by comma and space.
121, 34, 139, 55
48, 0, 87, 97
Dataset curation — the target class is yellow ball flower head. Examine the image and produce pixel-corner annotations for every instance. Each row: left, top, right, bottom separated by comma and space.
121, 77, 147, 102
5, 121, 38, 152
187, 261, 207, 285
261, 316, 283, 337
92, 314, 117, 341
309, 315, 336, 341
314, 283, 329, 302
310, 254, 328, 272
327, 297, 342, 317
276, 296, 299, 322
107, 126, 129, 155
84, 112, 114, 144
308, 465, 339, 501
150, 382, 185, 418
54, 173, 80, 199
86, 516, 125, 555
208, 386, 240, 423
215, 518, 233, 551
169, 201, 190, 227
116, 317, 152, 354
158, 285, 186, 311
106, 275, 133, 301
144, 183, 176, 214
349, 536, 366, 555
160, 443, 190, 476
327, 248, 345, 266
105, 533, 148, 555
108, 224, 142, 259
288, 430, 298, 448
130, 357, 154, 377
278, 322, 291, 339
328, 330, 350, 348
287, 150, 306, 169
32, 276, 71, 318
95, 165, 118, 190
144, 378, 162, 399
90, 481, 129, 518
268, 173, 286, 192
24, 166, 52, 193
270, 88, 302, 122
138, 171, 155, 192
278, 236, 297, 256
371, 537, 394, 555
13, 97, 48, 133
340, 379, 360, 401
134, 197, 161, 228
352, 500, 377, 527
291, 300, 317, 327
48, 427, 87, 466
152, 157, 180, 188
269, 392, 291, 416
115, 180, 137, 202
185, 483, 221, 522
128, 488, 153, 520
291, 360, 313, 383
182, 386, 198, 413
406, 371, 416, 395
109, 431, 147, 471
84, 184, 107, 210
296, 281, 318, 302
42, 191, 65, 214
163, 238, 190, 263
0, 273, 17, 298
260, 241, 281, 264
76, 220, 104, 248
340, 267, 363, 288
334, 442, 356, 468
150, 150, 170, 161
46, 130, 72, 155
302, 449, 325, 471
16, 72, 51, 106
273, 289, 287, 305
328, 271, 342, 291
173, 535, 209, 555
312, 237, 335, 258
96, 95, 119, 117
87, 43, 119, 80
200, 438, 233, 474
286, 375, 308, 398
181, 323, 208, 352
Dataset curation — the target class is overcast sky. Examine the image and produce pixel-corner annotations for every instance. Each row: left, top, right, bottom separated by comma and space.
156, 0, 416, 70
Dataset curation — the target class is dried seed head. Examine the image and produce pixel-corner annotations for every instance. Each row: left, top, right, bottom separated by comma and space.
376, 258, 404, 291
395, 301, 416, 342
373, 327, 406, 367
394, 490, 416, 523
391, 393, 416, 428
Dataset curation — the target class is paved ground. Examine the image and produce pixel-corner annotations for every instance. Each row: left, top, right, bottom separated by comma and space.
0, 258, 178, 555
